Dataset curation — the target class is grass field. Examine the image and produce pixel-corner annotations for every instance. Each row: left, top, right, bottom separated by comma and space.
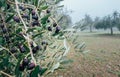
48, 31, 120, 77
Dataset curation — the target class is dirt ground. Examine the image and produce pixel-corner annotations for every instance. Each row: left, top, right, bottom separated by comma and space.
48, 32, 120, 77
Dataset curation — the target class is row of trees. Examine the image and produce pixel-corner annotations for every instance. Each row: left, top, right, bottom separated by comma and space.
74, 11, 120, 35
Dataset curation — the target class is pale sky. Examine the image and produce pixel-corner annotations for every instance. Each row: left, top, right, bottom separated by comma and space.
61, 0, 120, 23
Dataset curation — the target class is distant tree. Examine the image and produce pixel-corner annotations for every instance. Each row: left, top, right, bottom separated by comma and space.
94, 15, 115, 34
74, 19, 86, 31
52, 7, 72, 29
74, 14, 93, 32
58, 13, 72, 29
94, 13, 119, 35
84, 14, 93, 32
117, 16, 120, 30
114, 11, 120, 31
106, 15, 113, 34
94, 17, 100, 29
94, 17, 100, 23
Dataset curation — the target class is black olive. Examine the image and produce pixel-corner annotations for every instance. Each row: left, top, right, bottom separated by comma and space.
22, 14, 29, 19
2, 28, 7, 33
47, 19, 50, 23
30, 42, 34, 48
4, 35, 9, 41
32, 15, 38, 20
32, 47, 37, 53
27, 62, 35, 70
46, 10, 50, 13
41, 41, 48, 46
19, 45, 26, 53
13, 16, 20, 23
30, 66, 42, 77
36, 45, 41, 50
19, 64, 25, 71
22, 58, 29, 66
32, 45, 41, 53
41, 41, 46, 45
55, 26, 61, 33
7, 40, 11, 44
0, 24, 4, 29
10, 47, 17, 53
48, 26, 52, 31
53, 23, 57, 27
32, 10, 36, 15
19, 6, 26, 11
7, 4, 10, 9
32, 21, 39, 26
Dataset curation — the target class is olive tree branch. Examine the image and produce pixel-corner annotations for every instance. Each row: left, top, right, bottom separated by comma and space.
0, 13, 18, 61
14, 0, 36, 64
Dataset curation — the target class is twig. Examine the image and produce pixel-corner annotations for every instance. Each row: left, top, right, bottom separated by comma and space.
0, 71, 13, 77
2, 46, 18, 61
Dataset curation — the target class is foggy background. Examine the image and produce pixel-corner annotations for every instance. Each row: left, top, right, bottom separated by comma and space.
61, 0, 120, 23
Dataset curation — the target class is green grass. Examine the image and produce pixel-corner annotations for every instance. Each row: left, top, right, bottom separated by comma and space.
49, 31, 120, 77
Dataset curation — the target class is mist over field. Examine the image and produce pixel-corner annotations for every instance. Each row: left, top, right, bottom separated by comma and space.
55, 0, 120, 77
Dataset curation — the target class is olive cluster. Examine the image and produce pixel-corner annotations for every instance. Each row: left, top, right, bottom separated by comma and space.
30, 42, 42, 54
18, 41, 46, 71
13, 5, 40, 27
16, 42, 42, 71
13, 6, 48, 71
0, 22, 18, 56
47, 22, 61, 33
0, 23, 11, 44
19, 58, 35, 71
45, 9, 61, 33
1, 3, 61, 72
12, 5, 43, 53
14, 5, 61, 34
17, 43, 42, 54
41, 40, 48, 50
12, 5, 61, 53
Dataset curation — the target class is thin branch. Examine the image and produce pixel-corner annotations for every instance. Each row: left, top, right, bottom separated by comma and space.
14, 0, 36, 64
0, 71, 13, 77
2, 46, 18, 61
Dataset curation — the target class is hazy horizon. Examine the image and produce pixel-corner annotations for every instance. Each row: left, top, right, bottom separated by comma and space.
61, 0, 120, 24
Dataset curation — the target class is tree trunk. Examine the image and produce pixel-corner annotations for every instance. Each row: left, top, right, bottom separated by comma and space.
110, 27, 113, 35
90, 25, 92, 32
